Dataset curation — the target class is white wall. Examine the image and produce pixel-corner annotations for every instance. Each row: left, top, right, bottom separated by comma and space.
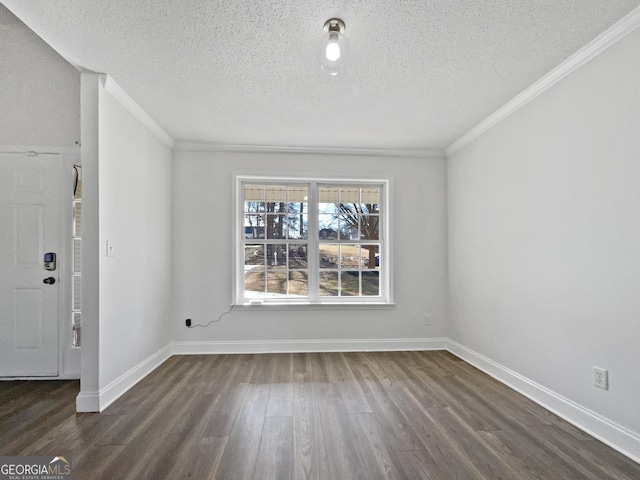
77, 73, 101, 406
0, 4, 79, 147
448, 25, 640, 442
171, 151, 448, 346
96, 80, 173, 391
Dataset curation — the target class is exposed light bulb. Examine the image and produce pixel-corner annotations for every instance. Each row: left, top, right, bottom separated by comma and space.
325, 33, 341, 61
320, 18, 347, 76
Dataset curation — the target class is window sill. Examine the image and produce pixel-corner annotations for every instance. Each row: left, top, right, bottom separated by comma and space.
233, 301, 395, 311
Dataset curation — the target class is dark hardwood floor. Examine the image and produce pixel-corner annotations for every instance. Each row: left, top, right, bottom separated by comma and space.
1, 351, 639, 479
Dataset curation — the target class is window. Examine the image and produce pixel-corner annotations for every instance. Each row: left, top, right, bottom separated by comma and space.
71, 165, 82, 346
236, 177, 390, 305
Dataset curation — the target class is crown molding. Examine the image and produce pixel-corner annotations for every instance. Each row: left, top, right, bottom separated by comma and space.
173, 141, 446, 159
101, 75, 175, 149
446, 5, 640, 157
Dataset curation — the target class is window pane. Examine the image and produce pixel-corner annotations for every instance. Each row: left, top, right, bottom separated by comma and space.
245, 271, 265, 297
73, 239, 82, 273
360, 187, 381, 213
339, 187, 359, 203
288, 270, 308, 296
266, 185, 287, 201
73, 202, 82, 236
340, 244, 360, 268
267, 271, 287, 295
266, 202, 287, 213
287, 214, 307, 239
245, 245, 265, 296
72, 312, 81, 347
73, 275, 82, 310
245, 201, 265, 213
319, 244, 338, 268
362, 271, 380, 296
245, 184, 265, 201
361, 244, 380, 269
244, 270, 265, 298
341, 271, 359, 296
266, 185, 287, 213
319, 271, 339, 296
288, 244, 308, 269
287, 186, 308, 202
244, 185, 265, 212
360, 203, 380, 215
266, 214, 286, 239
245, 225, 265, 239
319, 186, 338, 215
319, 202, 339, 215
339, 217, 359, 240
245, 214, 265, 239
73, 165, 82, 199
336, 203, 362, 240
319, 186, 339, 203
360, 215, 379, 240
287, 186, 308, 212
266, 244, 287, 269
319, 214, 338, 239
244, 245, 264, 266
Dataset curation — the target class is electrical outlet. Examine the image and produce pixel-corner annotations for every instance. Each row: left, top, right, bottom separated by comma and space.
593, 367, 608, 390
423, 314, 431, 326
185, 318, 192, 327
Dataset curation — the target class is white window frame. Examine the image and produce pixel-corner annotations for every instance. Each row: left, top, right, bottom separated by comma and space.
234, 175, 392, 306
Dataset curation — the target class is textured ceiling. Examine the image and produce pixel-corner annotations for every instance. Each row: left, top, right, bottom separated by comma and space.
3, 0, 639, 151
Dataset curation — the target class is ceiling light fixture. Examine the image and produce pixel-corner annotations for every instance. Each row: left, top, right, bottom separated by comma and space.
320, 18, 347, 76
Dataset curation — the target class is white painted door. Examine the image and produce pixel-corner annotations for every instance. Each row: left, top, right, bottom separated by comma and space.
0, 153, 63, 376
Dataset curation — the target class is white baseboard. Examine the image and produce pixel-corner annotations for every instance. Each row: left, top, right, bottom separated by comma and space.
75, 390, 100, 412
171, 338, 448, 355
447, 340, 640, 464
76, 343, 172, 413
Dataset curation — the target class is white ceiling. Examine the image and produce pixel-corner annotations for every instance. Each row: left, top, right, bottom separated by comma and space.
3, 0, 639, 151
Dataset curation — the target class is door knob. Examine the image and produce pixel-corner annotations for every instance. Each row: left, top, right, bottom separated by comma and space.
43, 277, 56, 285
